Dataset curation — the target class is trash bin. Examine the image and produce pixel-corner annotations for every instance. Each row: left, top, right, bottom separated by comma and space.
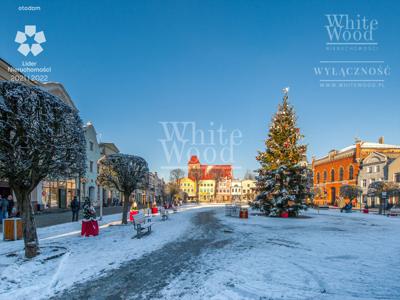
239, 206, 249, 219
3, 218, 23, 241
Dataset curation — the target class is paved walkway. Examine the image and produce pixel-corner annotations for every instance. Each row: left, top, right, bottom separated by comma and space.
0, 206, 123, 230
52, 210, 232, 300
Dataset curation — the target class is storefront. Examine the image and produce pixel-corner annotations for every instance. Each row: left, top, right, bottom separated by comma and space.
41, 179, 77, 209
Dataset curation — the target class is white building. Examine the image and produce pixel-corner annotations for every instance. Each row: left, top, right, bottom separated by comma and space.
230, 179, 242, 202
81, 122, 102, 206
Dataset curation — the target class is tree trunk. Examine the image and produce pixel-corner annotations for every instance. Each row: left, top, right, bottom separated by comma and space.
14, 188, 39, 258
121, 191, 130, 224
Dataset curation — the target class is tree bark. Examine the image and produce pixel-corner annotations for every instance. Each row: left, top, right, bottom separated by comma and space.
14, 188, 39, 258
121, 191, 130, 224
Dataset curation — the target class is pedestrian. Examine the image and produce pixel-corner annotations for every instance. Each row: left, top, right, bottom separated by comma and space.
7, 195, 14, 217
1, 195, 9, 221
71, 196, 80, 222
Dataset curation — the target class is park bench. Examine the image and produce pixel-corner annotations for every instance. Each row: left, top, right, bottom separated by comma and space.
160, 207, 169, 221
388, 207, 400, 217
132, 211, 152, 238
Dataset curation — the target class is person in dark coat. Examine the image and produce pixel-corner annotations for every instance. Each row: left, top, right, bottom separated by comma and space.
71, 196, 80, 222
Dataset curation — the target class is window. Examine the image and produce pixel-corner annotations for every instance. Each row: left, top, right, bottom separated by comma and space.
331, 169, 335, 182
89, 141, 94, 151
362, 179, 367, 187
323, 171, 327, 182
339, 168, 344, 181
375, 166, 380, 172
367, 166, 372, 173
349, 165, 354, 180
395, 173, 400, 183
317, 173, 320, 184
89, 161, 94, 172
370, 178, 375, 184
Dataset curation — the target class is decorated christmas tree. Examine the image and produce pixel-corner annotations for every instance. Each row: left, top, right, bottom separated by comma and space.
255, 88, 311, 217
82, 198, 97, 221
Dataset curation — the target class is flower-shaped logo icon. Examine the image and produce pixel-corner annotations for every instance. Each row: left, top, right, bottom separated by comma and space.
15, 25, 46, 56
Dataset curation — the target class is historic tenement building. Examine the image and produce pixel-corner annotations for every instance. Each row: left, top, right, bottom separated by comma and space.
312, 138, 400, 206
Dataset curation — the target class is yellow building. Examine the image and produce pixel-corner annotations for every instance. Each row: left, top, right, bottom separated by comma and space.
179, 177, 196, 200
199, 180, 215, 202
241, 179, 257, 201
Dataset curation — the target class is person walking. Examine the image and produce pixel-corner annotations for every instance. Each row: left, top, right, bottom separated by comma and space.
1, 195, 9, 221
71, 196, 80, 222
7, 195, 14, 218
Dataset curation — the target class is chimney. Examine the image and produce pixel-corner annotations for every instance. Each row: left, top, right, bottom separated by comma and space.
378, 136, 384, 144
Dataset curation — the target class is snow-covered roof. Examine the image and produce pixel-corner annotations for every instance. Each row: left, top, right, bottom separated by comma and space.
360, 142, 400, 149
337, 142, 400, 153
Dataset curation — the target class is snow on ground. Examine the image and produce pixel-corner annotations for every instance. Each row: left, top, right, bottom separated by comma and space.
159, 208, 400, 300
0, 204, 221, 300
1, 206, 400, 300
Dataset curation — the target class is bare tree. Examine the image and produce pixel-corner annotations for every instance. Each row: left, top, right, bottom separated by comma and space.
340, 185, 362, 206
98, 154, 148, 224
191, 168, 202, 203
166, 181, 180, 202
244, 170, 256, 180
0, 82, 86, 258
170, 168, 185, 184
210, 168, 224, 202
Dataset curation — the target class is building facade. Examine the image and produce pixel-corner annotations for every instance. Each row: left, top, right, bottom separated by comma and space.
313, 139, 400, 206
241, 179, 257, 201
230, 179, 242, 202
216, 178, 232, 202
81, 122, 102, 206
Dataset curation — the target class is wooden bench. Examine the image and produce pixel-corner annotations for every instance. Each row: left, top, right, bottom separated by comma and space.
132, 212, 152, 238
160, 207, 169, 221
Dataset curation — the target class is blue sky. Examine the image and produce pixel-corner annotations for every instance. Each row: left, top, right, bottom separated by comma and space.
1, 0, 399, 180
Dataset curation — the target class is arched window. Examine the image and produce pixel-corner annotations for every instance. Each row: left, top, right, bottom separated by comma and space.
339, 167, 344, 181
349, 165, 354, 180
317, 173, 320, 184
323, 170, 327, 182
331, 169, 335, 182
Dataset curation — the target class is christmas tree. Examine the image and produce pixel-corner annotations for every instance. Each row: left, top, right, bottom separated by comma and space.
82, 198, 97, 221
255, 88, 311, 217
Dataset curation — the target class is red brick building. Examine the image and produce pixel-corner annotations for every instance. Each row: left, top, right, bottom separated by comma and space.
188, 155, 232, 180
312, 139, 400, 206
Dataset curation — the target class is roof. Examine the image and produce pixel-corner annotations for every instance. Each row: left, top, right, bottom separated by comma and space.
188, 155, 200, 164
99, 142, 120, 153
315, 141, 400, 162
37, 81, 77, 110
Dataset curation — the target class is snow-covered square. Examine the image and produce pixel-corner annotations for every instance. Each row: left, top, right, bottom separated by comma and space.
1, 206, 399, 300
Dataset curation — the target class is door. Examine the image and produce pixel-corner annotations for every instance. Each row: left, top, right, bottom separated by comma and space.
331, 187, 336, 205
58, 189, 66, 208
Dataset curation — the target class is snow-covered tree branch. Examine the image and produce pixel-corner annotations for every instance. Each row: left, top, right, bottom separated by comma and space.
0, 81, 86, 258
97, 153, 149, 224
